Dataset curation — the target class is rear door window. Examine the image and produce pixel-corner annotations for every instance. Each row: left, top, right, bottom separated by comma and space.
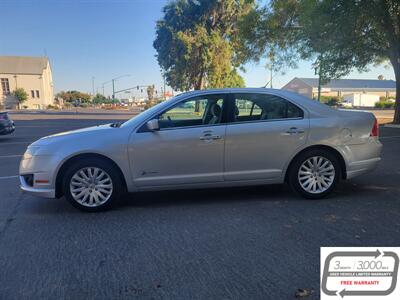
232, 93, 303, 123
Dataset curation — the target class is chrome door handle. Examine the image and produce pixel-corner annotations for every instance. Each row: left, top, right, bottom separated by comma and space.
200, 134, 222, 140
284, 127, 305, 135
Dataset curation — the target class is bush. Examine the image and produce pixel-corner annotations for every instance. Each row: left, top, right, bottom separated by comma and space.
375, 101, 395, 109
319, 96, 343, 106
47, 104, 59, 110
79, 103, 89, 108
380, 96, 395, 101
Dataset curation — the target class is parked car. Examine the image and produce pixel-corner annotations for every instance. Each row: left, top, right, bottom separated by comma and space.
19, 88, 382, 211
0, 111, 15, 135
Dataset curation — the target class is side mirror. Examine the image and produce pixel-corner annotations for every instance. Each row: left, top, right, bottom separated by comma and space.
146, 119, 160, 131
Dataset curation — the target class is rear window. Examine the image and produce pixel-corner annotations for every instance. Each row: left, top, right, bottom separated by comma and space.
0, 113, 9, 120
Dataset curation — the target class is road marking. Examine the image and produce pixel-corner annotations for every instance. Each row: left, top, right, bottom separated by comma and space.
0, 155, 23, 158
0, 175, 19, 180
0, 141, 31, 145
17, 125, 84, 128
380, 136, 400, 139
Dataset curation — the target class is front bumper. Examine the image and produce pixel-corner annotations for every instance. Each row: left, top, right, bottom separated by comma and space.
20, 176, 56, 198
19, 154, 61, 199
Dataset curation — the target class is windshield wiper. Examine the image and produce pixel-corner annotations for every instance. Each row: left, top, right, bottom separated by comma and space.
110, 122, 123, 128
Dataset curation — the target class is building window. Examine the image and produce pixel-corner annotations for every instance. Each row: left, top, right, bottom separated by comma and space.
31, 90, 35, 98
36, 90, 40, 98
1, 78, 10, 95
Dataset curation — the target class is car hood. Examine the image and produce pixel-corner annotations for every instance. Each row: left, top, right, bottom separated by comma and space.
31, 123, 115, 146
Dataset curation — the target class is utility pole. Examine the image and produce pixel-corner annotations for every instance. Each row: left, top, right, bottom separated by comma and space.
270, 65, 273, 89
92, 76, 95, 97
112, 79, 115, 100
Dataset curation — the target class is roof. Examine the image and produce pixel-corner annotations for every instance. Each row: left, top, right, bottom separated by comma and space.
295, 77, 396, 90
0, 56, 49, 75
122, 87, 337, 128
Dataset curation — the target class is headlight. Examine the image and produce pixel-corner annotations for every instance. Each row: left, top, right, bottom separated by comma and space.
23, 146, 42, 159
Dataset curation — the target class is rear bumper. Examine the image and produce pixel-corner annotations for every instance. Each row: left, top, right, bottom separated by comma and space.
341, 138, 382, 179
346, 157, 381, 179
0, 121, 15, 135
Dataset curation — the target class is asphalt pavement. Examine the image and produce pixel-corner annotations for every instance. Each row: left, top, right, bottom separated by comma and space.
0, 112, 400, 299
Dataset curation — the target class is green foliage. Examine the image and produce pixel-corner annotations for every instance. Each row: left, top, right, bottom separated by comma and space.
375, 101, 395, 109
318, 96, 342, 106
239, 0, 400, 121
144, 99, 163, 110
13, 88, 28, 104
380, 96, 395, 101
154, 0, 254, 90
92, 93, 112, 104
46, 104, 59, 110
240, 1, 399, 75
56, 90, 92, 103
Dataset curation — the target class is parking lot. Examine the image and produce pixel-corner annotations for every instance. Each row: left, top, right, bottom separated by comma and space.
1, 111, 400, 299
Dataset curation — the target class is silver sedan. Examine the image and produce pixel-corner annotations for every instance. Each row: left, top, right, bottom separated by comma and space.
19, 88, 382, 211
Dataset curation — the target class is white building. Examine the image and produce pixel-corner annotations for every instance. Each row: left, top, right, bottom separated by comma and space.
0, 56, 54, 109
282, 77, 396, 99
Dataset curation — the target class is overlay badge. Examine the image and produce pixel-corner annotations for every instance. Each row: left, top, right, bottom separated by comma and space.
321, 247, 400, 299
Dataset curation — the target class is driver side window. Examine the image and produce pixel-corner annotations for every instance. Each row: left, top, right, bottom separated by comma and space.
158, 95, 224, 129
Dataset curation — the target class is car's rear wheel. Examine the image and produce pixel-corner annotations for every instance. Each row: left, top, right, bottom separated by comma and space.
288, 149, 341, 199
63, 158, 122, 212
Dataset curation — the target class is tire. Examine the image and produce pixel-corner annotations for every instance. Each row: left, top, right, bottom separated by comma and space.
63, 158, 123, 212
288, 149, 341, 199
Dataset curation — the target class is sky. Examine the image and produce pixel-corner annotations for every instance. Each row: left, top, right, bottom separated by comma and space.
0, 0, 395, 98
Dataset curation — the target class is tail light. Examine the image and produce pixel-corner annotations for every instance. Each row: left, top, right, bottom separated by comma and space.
370, 118, 379, 137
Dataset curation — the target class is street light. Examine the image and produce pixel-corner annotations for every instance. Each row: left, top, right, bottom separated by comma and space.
111, 74, 130, 99
101, 80, 112, 96
92, 76, 95, 97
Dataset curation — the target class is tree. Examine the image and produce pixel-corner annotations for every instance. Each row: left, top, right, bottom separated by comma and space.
146, 85, 155, 101
13, 88, 28, 109
92, 93, 112, 104
56, 90, 92, 103
239, 0, 400, 123
154, 0, 253, 91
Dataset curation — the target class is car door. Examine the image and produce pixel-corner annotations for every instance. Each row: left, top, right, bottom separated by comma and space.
129, 94, 227, 187
224, 92, 309, 181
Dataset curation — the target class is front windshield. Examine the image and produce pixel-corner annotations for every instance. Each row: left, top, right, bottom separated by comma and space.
121, 93, 188, 128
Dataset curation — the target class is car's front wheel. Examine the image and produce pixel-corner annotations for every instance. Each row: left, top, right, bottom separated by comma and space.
63, 158, 123, 212
288, 149, 341, 199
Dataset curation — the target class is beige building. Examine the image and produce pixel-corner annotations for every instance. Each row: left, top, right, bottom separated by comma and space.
0, 56, 54, 109
282, 77, 396, 99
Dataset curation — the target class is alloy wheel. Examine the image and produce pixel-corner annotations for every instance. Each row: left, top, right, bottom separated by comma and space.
298, 156, 335, 194
69, 167, 113, 207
